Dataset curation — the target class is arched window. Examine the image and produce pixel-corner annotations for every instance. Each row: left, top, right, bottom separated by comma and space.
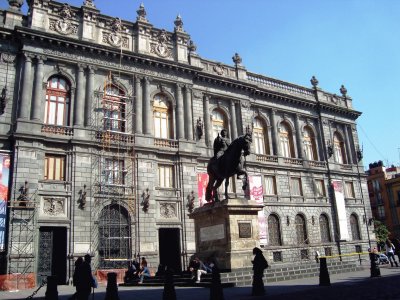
279, 122, 294, 158
103, 84, 126, 132
211, 109, 228, 140
350, 214, 361, 240
44, 76, 71, 126
319, 214, 331, 243
268, 214, 282, 246
303, 126, 317, 160
295, 214, 307, 244
333, 132, 346, 164
154, 94, 172, 139
99, 204, 131, 269
253, 117, 269, 155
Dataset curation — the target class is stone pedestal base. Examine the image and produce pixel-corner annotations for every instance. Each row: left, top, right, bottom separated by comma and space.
190, 198, 263, 271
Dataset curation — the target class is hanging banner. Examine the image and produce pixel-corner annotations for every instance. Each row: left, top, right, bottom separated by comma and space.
0, 154, 11, 252
249, 174, 267, 245
332, 180, 350, 241
197, 173, 209, 207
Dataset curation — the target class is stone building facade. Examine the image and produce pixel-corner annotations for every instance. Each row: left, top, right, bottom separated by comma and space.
0, 0, 373, 286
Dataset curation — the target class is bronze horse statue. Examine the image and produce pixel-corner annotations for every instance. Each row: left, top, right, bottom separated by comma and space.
205, 133, 252, 202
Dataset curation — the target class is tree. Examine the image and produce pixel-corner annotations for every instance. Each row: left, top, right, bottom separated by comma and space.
373, 220, 390, 250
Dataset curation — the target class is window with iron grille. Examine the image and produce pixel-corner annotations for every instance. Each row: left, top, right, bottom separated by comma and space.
102, 158, 125, 185
98, 204, 131, 269
355, 245, 362, 253
273, 251, 282, 262
319, 214, 331, 243
295, 214, 307, 245
350, 214, 361, 240
324, 247, 332, 256
300, 249, 309, 260
268, 214, 282, 246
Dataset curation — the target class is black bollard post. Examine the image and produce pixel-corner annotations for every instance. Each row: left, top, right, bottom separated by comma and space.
210, 264, 224, 300
369, 252, 381, 278
163, 267, 176, 300
319, 257, 331, 286
104, 272, 120, 300
45, 275, 58, 300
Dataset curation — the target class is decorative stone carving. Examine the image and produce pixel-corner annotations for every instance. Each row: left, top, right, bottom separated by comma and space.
50, 4, 77, 35
340, 85, 348, 98
1, 53, 16, 63
174, 14, 184, 32
102, 32, 128, 48
43, 197, 65, 216
192, 90, 202, 99
310, 76, 319, 88
8, 0, 23, 11
232, 53, 242, 66
160, 203, 176, 218
213, 64, 224, 75
188, 40, 197, 53
238, 222, 252, 238
136, 3, 147, 22
151, 30, 172, 58
83, 0, 95, 8
241, 99, 251, 109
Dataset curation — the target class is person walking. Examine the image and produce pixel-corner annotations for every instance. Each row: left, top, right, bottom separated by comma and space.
251, 247, 269, 296
69, 257, 83, 300
385, 239, 399, 267
76, 254, 94, 300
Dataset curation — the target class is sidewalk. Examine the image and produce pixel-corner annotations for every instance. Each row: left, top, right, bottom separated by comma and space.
1, 265, 399, 300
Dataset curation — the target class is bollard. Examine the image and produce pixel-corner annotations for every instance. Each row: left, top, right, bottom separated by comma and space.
369, 252, 381, 278
210, 264, 224, 300
163, 267, 176, 300
104, 272, 119, 300
319, 257, 331, 286
45, 275, 58, 300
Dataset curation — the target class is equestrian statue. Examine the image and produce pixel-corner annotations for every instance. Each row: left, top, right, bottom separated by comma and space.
205, 129, 252, 202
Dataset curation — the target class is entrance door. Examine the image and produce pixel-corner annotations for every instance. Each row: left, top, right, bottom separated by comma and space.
158, 228, 181, 273
37, 227, 67, 285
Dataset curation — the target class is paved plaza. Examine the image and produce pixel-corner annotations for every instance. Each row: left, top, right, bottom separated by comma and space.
1, 266, 399, 300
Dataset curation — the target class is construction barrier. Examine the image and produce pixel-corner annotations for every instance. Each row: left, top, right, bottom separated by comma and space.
0, 273, 36, 291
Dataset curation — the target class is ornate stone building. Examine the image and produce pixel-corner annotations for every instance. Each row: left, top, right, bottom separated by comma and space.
0, 0, 373, 287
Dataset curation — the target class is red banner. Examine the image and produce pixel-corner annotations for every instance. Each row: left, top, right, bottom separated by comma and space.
197, 173, 209, 207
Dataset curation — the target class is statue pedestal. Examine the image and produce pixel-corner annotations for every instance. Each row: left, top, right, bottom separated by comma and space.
189, 198, 263, 271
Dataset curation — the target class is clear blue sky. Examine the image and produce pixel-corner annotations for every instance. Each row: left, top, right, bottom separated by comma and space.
2, 0, 399, 168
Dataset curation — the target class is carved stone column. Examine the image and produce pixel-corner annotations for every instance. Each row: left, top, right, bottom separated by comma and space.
294, 114, 303, 159
19, 54, 33, 119
74, 64, 85, 127
315, 119, 325, 161
143, 77, 151, 135
135, 75, 143, 134
184, 85, 193, 140
203, 95, 211, 147
344, 124, 353, 164
176, 83, 184, 139
230, 100, 238, 140
31, 56, 44, 121
270, 109, 279, 156
85, 66, 94, 126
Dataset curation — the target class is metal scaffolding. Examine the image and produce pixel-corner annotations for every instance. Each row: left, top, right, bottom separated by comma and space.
89, 72, 136, 270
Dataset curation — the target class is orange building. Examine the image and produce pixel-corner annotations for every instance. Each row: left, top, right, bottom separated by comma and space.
367, 162, 400, 238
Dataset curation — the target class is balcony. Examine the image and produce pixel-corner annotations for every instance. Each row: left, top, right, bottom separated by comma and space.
283, 157, 303, 165
41, 125, 73, 136
154, 138, 178, 148
96, 131, 135, 145
255, 154, 278, 163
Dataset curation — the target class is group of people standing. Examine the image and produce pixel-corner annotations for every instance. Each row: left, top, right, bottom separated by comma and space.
71, 254, 95, 300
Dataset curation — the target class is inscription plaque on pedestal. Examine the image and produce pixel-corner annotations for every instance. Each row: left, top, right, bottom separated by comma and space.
238, 222, 252, 238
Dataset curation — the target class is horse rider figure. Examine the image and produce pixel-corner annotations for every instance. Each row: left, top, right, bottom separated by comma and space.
213, 129, 230, 159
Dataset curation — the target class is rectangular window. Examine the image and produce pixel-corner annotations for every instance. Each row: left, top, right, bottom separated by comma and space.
344, 181, 355, 198
291, 177, 303, 196
377, 206, 385, 218
324, 247, 332, 257
264, 175, 277, 195
158, 165, 174, 188
355, 245, 362, 253
44, 155, 65, 181
315, 179, 326, 197
300, 249, 309, 260
102, 158, 125, 185
273, 251, 282, 262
